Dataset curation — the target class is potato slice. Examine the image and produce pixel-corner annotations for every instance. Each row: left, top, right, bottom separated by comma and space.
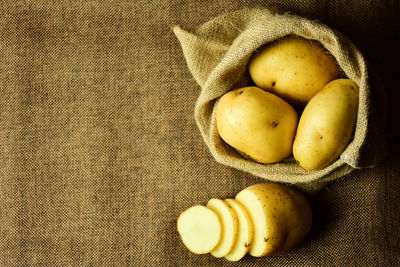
177, 205, 221, 254
207, 198, 239, 258
224, 199, 254, 261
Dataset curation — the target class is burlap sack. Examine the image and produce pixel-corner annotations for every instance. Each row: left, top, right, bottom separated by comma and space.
173, 8, 387, 191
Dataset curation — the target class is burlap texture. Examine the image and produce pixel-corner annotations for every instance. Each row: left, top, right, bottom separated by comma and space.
0, 1, 399, 266
174, 8, 387, 191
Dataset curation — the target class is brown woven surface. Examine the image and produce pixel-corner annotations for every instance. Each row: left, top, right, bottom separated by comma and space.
0, 0, 399, 266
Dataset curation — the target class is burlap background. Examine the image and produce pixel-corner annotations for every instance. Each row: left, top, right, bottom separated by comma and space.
173, 8, 387, 192
0, 1, 399, 266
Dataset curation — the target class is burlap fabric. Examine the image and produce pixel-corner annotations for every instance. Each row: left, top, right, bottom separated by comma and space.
174, 8, 387, 192
0, 1, 399, 266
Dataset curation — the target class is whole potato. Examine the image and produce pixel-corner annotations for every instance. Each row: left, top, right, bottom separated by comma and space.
216, 86, 298, 164
293, 79, 359, 170
248, 35, 341, 106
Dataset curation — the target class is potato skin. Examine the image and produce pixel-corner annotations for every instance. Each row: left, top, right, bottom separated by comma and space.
216, 86, 298, 164
293, 79, 359, 170
235, 183, 312, 257
248, 35, 340, 107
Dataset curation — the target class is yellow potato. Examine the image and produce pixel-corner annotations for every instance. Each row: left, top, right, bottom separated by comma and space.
177, 205, 221, 254
215, 86, 298, 164
293, 79, 359, 170
248, 35, 341, 106
207, 198, 239, 258
275, 186, 313, 253
224, 199, 254, 261
235, 183, 312, 257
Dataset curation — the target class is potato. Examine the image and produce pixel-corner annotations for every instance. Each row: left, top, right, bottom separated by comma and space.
177, 205, 221, 254
274, 186, 313, 253
248, 35, 341, 106
207, 198, 239, 257
224, 199, 254, 261
215, 86, 298, 163
235, 183, 312, 257
293, 79, 359, 170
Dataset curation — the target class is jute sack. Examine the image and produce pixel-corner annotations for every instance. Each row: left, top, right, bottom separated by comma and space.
173, 8, 387, 192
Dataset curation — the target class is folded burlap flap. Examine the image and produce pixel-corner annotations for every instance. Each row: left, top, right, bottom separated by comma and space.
173, 8, 387, 192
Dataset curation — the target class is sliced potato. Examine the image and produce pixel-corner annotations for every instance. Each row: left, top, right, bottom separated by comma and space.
224, 199, 254, 261
177, 205, 221, 254
207, 198, 239, 258
236, 184, 286, 257
236, 183, 312, 257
